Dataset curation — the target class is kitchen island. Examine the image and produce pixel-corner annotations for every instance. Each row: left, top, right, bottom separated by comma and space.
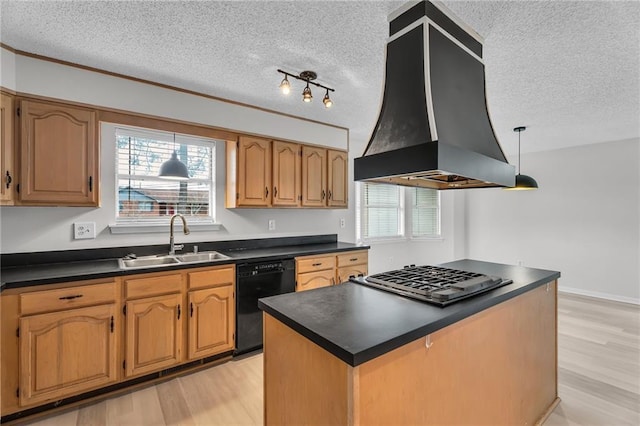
259, 259, 560, 425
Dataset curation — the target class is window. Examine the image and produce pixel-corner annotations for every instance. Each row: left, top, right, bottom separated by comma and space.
411, 187, 440, 237
115, 126, 216, 224
357, 182, 404, 240
357, 183, 440, 241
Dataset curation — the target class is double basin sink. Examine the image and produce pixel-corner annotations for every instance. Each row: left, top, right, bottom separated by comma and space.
118, 251, 230, 270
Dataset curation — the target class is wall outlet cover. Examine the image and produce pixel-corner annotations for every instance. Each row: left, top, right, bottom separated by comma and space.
74, 222, 96, 239
268, 219, 276, 231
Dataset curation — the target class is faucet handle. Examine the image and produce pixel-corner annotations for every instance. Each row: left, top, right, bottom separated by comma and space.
174, 244, 184, 253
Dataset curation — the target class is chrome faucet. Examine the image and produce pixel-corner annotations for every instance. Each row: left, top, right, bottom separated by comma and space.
169, 214, 190, 255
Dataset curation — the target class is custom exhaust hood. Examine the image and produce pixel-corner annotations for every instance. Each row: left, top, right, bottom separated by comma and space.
354, 1, 515, 190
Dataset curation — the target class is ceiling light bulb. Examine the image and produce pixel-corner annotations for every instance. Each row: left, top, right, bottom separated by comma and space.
279, 76, 290, 95
323, 90, 333, 108
302, 83, 312, 102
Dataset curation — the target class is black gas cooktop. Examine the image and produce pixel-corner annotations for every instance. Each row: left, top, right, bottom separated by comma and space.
350, 265, 512, 307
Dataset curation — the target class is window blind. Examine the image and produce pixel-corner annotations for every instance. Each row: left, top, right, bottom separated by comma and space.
412, 188, 440, 237
115, 127, 215, 223
360, 182, 403, 239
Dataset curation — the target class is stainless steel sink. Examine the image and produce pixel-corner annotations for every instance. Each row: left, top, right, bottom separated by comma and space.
176, 251, 231, 263
119, 255, 180, 270
119, 251, 230, 270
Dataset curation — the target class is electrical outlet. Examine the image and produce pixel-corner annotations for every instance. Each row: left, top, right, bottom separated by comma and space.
268, 219, 276, 231
74, 222, 96, 239
340, 218, 346, 229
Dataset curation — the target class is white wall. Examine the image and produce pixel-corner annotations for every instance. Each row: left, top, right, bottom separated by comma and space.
465, 138, 640, 304
0, 49, 354, 254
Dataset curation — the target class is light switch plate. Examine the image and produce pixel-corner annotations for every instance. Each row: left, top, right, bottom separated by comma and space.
268, 219, 276, 231
74, 222, 96, 239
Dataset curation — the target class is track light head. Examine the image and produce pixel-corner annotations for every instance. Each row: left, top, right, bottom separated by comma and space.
302, 82, 313, 102
323, 89, 333, 108
279, 76, 290, 95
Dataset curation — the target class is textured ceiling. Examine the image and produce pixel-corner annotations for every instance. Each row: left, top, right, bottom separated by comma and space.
1, 0, 639, 156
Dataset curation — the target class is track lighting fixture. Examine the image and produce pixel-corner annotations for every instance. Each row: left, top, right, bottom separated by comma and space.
277, 69, 335, 108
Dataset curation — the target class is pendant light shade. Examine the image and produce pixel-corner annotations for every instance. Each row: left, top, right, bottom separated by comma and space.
504, 126, 538, 191
159, 151, 189, 180
510, 173, 538, 190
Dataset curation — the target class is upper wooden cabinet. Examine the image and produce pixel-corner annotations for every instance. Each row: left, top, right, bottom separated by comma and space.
301, 146, 327, 207
327, 150, 348, 208
227, 136, 347, 209
272, 141, 301, 207
227, 136, 272, 207
0, 92, 15, 205
19, 99, 98, 206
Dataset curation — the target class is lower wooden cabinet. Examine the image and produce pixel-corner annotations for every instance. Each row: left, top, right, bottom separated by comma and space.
19, 303, 118, 406
296, 269, 335, 292
125, 293, 183, 377
295, 250, 369, 292
188, 285, 234, 359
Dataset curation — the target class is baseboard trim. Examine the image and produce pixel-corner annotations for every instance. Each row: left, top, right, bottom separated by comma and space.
559, 286, 640, 305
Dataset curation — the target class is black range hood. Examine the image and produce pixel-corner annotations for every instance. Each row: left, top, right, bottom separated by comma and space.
354, 1, 515, 190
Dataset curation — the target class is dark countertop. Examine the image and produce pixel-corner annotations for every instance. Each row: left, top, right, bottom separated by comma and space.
1, 236, 368, 291
258, 259, 560, 367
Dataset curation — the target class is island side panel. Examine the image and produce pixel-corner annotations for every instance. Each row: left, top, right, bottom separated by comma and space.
263, 313, 351, 425
354, 281, 558, 425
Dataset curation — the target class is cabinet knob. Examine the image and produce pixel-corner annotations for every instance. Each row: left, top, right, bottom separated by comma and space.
5, 171, 11, 189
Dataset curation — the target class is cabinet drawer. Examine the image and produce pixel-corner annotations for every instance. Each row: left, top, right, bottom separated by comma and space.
336, 251, 368, 267
296, 255, 336, 273
296, 270, 335, 292
188, 266, 235, 290
20, 282, 117, 316
124, 273, 182, 299
336, 265, 368, 284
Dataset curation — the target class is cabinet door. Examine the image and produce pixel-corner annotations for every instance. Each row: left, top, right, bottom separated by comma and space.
19, 304, 118, 406
336, 265, 368, 284
19, 99, 98, 206
188, 285, 235, 359
327, 150, 348, 208
301, 146, 327, 207
272, 141, 300, 207
0, 93, 14, 204
237, 136, 271, 206
125, 293, 183, 377
296, 269, 335, 292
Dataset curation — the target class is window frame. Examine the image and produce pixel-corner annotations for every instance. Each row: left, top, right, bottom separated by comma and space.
108, 124, 220, 234
356, 182, 441, 243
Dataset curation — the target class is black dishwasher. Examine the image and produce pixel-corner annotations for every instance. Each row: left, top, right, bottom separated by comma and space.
235, 259, 295, 355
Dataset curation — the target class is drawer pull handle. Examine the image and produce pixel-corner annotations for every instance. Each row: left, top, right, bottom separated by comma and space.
59, 294, 83, 300
312, 262, 322, 266
349, 258, 358, 262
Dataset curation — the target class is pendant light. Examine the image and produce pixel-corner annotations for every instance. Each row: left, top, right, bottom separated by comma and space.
504, 126, 538, 190
159, 134, 189, 180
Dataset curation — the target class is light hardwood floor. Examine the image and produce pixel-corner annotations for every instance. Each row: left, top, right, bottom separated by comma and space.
19, 293, 640, 426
